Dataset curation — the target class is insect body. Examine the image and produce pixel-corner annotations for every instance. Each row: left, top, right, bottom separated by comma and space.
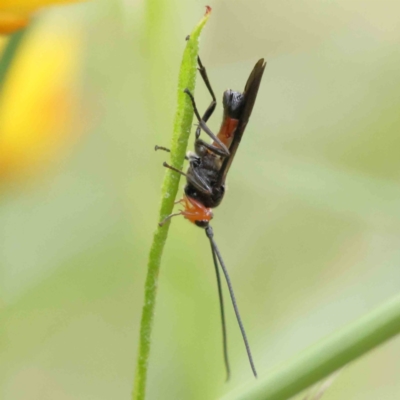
158, 56, 266, 379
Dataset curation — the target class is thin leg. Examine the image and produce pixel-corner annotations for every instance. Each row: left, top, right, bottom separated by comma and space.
197, 56, 217, 115
208, 237, 231, 381
184, 88, 230, 156
156, 145, 189, 160
187, 168, 212, 194
195, 138, 230, 158
163, 162, 188, 178
205, 225, 258, 378
195, 56, 217, 137
164, 161, 211, 194
155, 145, 171, 153
159, 212, 182, 227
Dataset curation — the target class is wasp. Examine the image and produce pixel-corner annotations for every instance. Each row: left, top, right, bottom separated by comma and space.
156, 55, 266, 379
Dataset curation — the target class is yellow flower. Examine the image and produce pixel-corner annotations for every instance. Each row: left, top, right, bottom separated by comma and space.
0, 0, 85, 34
0, 22, 83, 181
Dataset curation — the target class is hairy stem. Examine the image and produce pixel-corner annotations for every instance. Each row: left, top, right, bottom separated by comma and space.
132, 7, 211, 400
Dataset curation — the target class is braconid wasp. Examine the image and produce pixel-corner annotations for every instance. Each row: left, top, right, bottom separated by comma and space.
156, 55, 266, 379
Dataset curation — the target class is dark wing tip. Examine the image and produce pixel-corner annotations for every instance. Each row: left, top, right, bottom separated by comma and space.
244, 58, 267, 94
240, 57, 267, 121
256, 58, 267, 68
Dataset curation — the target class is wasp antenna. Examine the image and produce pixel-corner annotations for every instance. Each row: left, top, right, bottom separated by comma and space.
205, 225, 258, 378
208, 234, 231, 381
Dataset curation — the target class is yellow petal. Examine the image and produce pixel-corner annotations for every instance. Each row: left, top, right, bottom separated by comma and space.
0, 13, 30, 34
0, 0, 85, 34
0, 0, 84, 13
0, 22, 83, 180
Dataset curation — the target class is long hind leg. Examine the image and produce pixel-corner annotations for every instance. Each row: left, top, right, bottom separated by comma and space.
195, 56, 217, 138
184, 88, 230, 157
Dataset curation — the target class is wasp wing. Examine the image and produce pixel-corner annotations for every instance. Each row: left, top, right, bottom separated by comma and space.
217, 59, 266, 187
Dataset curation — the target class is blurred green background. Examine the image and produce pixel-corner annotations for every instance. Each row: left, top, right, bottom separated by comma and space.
1, 1, 400, 399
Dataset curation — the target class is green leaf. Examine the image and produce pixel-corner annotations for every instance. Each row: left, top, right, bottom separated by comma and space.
221, 293, 400, 400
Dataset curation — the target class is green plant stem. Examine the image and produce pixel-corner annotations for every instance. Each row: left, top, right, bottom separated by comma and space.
132, 8, 211, 400
0, 29, 26, 94
221, 293, 400, 400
